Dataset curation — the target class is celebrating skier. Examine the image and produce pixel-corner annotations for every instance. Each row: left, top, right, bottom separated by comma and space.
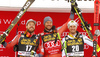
62, 1, 100, 57
1, 19, 39, 57
62, 20, 93, 57
38, 7, 77, 57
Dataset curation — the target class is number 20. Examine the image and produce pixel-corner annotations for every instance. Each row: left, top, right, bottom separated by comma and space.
72, 45, 79, 52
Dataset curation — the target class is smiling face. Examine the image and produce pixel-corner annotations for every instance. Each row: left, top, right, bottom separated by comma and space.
44, 21, 53, 30
26, 21, 35, 33
69, 25, 77, 34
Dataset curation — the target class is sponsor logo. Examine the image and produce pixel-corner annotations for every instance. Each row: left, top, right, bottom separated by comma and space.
24, 1, 31, 10
67, 38, 83, 46
17, 1, 31, 18
17, 11, 24, 18
44, 40, 61, 49
43, 33, 59, 42
62, 32, 88, 37
21, 38, 37, 46
84, 44, 89, 49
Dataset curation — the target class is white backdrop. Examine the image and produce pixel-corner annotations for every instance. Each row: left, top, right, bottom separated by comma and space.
0, 0, 94, 8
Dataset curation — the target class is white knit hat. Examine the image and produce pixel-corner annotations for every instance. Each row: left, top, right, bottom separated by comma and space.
67, 20, 78, 28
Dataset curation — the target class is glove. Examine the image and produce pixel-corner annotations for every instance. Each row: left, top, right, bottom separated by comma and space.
13, 45, 18, 52
0, 34, 6, 44
70, 0, 76, 3
1, 41, 5, 45
71, 2, 81, 14
30, 50, 39, 57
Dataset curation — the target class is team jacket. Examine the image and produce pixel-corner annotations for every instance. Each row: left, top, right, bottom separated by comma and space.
2, 32, 39, 57
62, 32, 93, 57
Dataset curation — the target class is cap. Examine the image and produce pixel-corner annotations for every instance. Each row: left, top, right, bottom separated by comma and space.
67, 20, 78, 28
26, 19, 36, 26
43, 16, 53, 25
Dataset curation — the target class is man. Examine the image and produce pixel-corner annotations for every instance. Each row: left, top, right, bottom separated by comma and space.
62, 20, 93, 57
38, 9, 77, 57
1, 19, 39, 57
38, 1, 82, 57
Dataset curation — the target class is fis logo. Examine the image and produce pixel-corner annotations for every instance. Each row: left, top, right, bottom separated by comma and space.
17, 1, 31, 18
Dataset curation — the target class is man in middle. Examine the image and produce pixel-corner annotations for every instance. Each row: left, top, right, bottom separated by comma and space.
38, 8, 76, 57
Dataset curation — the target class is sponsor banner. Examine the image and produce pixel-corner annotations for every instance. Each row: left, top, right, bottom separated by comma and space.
0, 19, 41, 26
0, 11, 99, 57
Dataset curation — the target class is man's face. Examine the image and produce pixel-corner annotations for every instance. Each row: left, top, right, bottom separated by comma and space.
45, 21, 53, 30
69, 25, 77, 34
26, 21, 35, 33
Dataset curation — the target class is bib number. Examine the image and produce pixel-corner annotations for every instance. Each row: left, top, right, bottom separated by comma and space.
72, 45, 79, 52
26, 45, 32, 51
